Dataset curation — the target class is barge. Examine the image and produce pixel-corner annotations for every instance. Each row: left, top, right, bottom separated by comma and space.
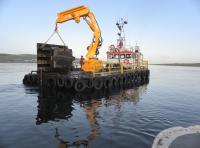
23, 41, 149, 92
22, 6, 149, 92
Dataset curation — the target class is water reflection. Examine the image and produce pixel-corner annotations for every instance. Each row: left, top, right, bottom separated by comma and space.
36, 88, 74, 125
36, 86, 148, 147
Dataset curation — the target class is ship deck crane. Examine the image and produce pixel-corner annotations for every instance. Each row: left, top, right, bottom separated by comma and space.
56, 5, 103, 73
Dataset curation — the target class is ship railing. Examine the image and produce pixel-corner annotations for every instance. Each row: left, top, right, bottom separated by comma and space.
92, 60, 148, 77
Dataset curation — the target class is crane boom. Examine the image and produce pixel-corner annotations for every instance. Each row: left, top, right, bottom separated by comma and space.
56, 5, 103, 72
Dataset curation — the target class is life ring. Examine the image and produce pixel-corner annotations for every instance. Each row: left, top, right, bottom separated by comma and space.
64, 78, 74, 89
74, 79, 86, 92
93, 78, 103, 90
57, 76, 65, 88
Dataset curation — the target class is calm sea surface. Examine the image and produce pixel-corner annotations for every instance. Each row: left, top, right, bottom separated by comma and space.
0, 63, 200, 148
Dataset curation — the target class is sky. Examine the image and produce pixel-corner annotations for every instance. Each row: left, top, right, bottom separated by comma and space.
0, 0, 200, 63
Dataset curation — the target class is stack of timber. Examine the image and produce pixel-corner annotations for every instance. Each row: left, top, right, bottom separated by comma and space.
37, 43, 74, 73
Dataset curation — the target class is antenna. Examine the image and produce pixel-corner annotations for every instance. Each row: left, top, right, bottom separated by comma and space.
116, 18, 128, 48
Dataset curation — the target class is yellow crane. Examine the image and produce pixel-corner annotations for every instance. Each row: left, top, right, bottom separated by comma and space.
56, 5, 103, 73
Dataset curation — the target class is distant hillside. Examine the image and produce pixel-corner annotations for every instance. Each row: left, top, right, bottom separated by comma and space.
152, 63, 200, 67
0, 54, 36, 63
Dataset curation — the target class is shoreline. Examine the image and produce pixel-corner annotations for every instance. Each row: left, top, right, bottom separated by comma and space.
151, 63, 200, 67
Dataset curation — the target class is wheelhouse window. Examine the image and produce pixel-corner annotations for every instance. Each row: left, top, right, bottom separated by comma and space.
107, 54, 112, 59
120, 54, 125, 59
126, 54, 131, 58
115, 54, 119, 59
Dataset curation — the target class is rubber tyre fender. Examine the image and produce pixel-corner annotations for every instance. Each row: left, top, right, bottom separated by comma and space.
141, 71, 146, 83
144, 70, 148, 79
57, 76, 65, 88
123, 74, 128, 85
23, 74, 28, 84
104, 76, 113, 88
31, 74, 38, 85
103, 77, 110, 88
133, 72, 137, 84
146, 70, 150, 78
26, 74, 31, 84
132, 72, 135, 80
136, 71, 141, 84
130, 72, 135, 83
130, 73, 135, 86
126, 73, 132, 84
86, 78, 94, 89
74, 79, 86, 92
118, 74, 123, 88
46, 77, 56, 88
124, 73, 129, 84
113, 75, 119, 88
65, 78, 74, 89
29, 75, 36, 84
34, 75, 38, 85
93, 78, 103, 90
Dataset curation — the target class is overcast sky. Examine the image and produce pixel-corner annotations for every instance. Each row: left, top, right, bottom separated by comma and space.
0, 0, 200, 63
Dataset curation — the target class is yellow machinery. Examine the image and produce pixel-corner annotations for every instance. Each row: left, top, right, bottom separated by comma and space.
56, 5, 103, 73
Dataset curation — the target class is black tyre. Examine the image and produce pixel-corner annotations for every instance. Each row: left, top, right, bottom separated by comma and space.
136, 71, 141, 85
29, 75, 34, 84
93, 78, 103, 90
23, 75, 28, 84
104, 76, 113, 88
141, 71, 145, 83
33, 75, 38, 85
64, 78, 74, 89
146, 70, 150, 79
86, 78, 94, 89
130, 72, 135, 84
133, 72, 139, 84
46, 77, 56, 88
126, 73, 132, 84
74, 79, 86, 92
26, 74, 31, 84
120, 74, 126, 88
57, 76, 65, 88
113, 76, 119, 88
